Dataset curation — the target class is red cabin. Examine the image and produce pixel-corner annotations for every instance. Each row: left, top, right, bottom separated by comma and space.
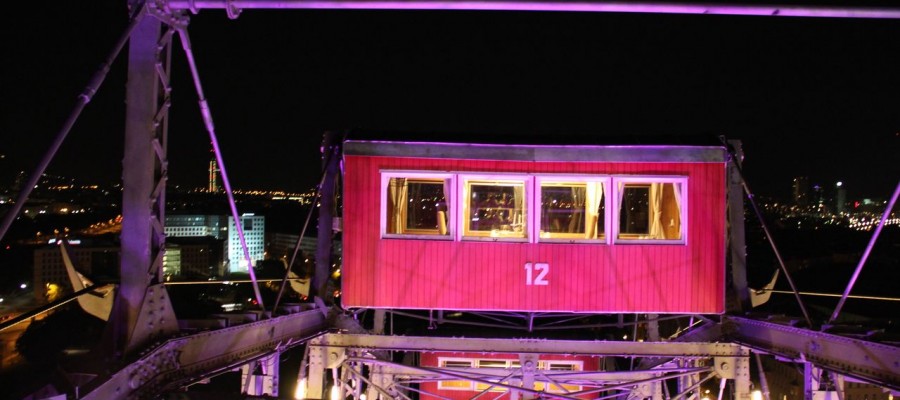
342, 140, 727, 314
418, 352, 601, 399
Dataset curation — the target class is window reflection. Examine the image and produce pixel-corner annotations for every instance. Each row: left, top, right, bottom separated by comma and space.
464, 180, 527, 238
618, 182, 682, 240
540, 182, 605, 240
386, 178, 449, 235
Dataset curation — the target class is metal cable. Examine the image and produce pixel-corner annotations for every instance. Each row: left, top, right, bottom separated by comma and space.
720, 136, 813, 327
0, 4, 147, 244
174, 24, 266, 311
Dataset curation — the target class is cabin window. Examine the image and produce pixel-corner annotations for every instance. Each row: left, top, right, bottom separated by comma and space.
437, 358, 475, 390
537, 178, 608, 243
614, 177, 686, 243
461, 176, 530, 240
382, 173, 453, 238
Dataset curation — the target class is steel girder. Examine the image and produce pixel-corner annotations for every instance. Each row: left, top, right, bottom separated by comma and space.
723, 316, 900, 391
79, 307, 327, 400
306, 333, 750, 400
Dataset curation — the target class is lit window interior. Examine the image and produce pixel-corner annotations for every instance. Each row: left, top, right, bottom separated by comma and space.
386, 178, 450, 236
464, 180, 527, 239
618, 182, 683, 240
540, 181, 605, 241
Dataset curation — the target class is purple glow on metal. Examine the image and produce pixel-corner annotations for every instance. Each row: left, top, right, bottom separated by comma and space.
357, 139, 715, 151
165, 0, 900, 19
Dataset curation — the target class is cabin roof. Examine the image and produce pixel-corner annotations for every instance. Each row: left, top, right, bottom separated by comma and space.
344, 140, 727, 163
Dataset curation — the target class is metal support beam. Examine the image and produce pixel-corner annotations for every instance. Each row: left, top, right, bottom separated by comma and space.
241, 352, 280, 397
309, 333, 748, 357
80, 306, 327, 399
314, 132, 340, 300
161, 0, 900, 19
724, 316, 900, 390
726, 140, 751, 312
112, 1, 179, 359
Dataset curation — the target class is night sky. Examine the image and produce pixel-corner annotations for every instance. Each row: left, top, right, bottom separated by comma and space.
2, 1, 899, 200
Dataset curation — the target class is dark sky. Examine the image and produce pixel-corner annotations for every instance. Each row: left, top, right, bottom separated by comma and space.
2, 1, 899, 200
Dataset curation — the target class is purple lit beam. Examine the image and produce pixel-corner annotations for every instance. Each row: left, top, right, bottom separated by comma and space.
163, 0, 900, 19
828, 180, 900, 325
175, 25, 267, 311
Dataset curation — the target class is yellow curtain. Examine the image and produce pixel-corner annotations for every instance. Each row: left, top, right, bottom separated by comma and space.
388, 178, 408, 233
648, 183, 664, 239
585, 182, 603, 239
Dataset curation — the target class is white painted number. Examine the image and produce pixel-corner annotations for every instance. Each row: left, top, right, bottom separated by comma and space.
525, 263, 549, 286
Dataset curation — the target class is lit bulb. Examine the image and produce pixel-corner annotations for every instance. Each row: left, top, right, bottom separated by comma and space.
294, 378, 307, 400
751, 390, 763, 400
330, 385, 340, 400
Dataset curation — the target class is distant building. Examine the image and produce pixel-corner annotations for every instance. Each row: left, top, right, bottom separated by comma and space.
812, 184, 827, 213
228, 214, 265, 272
33, 241, 119, 304
208, 155, 220, 193
165, 236, 227, 279
162, 244, 182, 278
165, 215, 228, 240
835, 181, 846, 215
792, 176, 809, 207
165, 213, 265, 274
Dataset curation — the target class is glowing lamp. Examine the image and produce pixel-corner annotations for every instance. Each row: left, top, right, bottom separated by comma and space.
294, 377, 307, 399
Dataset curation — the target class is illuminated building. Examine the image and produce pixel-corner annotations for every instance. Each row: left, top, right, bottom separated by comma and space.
228, 213, 265, 273
208, 155, 220, 193
835, 181, 847, 215
165, 214, 265, 273
792, 176, 809, 207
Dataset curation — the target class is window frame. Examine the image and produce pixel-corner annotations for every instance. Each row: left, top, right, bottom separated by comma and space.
437, 357, 476, 390
612, 175, 688, 245
378, 171, 689, 245
380, 171, 455, 240
535, 175, 612, 244
458, 174, 533, 242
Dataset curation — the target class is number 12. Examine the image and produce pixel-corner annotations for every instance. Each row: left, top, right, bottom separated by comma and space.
525, 263, 549, 286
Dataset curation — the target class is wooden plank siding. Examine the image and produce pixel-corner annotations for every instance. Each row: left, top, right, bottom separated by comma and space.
342, 154, 726, 314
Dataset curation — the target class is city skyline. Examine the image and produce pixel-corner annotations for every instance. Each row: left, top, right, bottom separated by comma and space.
2, 2, 898, 200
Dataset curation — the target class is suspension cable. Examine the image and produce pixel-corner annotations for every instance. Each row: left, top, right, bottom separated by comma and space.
174, 23, 266, 311
272, 132, 346, 313
0, 4, 147, 244
720, 136, 813, 328
828, 180, 900, 324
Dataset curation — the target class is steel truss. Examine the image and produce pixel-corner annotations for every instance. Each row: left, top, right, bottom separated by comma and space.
304, 332, 751, 400
20, 1, 895, 399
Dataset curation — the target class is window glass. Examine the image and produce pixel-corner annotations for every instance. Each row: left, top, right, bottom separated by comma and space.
540, 181, 605, 241
438, 359, 474, 390
463, 179, 527, 239
617, 181, 683, 240
386, 177, 450, 236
